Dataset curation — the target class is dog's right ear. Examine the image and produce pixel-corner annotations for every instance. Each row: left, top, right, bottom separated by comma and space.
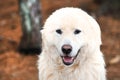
40, 27, 44, 33
38, 27, 44, 54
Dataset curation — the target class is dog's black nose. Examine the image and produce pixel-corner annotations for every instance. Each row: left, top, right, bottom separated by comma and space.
62, 44, 72, 55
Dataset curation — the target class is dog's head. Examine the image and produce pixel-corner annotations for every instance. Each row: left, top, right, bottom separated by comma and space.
41, 8, 102, 66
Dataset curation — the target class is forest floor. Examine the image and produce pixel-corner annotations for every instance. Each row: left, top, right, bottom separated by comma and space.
0, 0, 120, 80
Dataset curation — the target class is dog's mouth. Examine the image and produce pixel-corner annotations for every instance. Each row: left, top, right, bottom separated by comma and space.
61, 49, 80, 66
61, 56, 75, 65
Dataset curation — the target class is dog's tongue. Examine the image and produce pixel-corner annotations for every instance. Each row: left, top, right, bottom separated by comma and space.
63, 56, 74, 63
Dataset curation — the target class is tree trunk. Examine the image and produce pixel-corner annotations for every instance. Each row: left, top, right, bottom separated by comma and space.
19, 0, 42, 54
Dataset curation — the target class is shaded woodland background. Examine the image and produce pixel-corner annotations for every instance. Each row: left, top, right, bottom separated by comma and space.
0, 0, 120, 80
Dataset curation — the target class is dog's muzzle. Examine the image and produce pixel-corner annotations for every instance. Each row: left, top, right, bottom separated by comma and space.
61, 44, 80, 66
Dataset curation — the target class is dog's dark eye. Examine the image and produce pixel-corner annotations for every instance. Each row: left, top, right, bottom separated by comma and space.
74, 29, 81, 34
56, 29, 62, 34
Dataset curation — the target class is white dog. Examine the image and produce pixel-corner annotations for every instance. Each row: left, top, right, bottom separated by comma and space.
38, 7, 106, 80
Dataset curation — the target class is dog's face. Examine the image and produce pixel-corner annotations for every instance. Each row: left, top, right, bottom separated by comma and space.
54, 27, 85, 66
42, 8, 101, 66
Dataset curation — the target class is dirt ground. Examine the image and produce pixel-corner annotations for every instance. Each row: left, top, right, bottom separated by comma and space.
0, 0, 120, 80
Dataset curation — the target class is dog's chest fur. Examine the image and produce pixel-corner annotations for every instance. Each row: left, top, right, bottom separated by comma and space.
38, 57, 105, 80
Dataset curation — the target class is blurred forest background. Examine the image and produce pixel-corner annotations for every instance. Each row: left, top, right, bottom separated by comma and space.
0, 0, 120, 80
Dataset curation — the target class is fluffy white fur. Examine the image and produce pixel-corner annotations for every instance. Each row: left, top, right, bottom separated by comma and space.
38, 7, 106, 80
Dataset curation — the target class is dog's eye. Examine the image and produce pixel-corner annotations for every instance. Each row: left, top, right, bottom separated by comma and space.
74, 29, 81, 34
56, 29, 62, 34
